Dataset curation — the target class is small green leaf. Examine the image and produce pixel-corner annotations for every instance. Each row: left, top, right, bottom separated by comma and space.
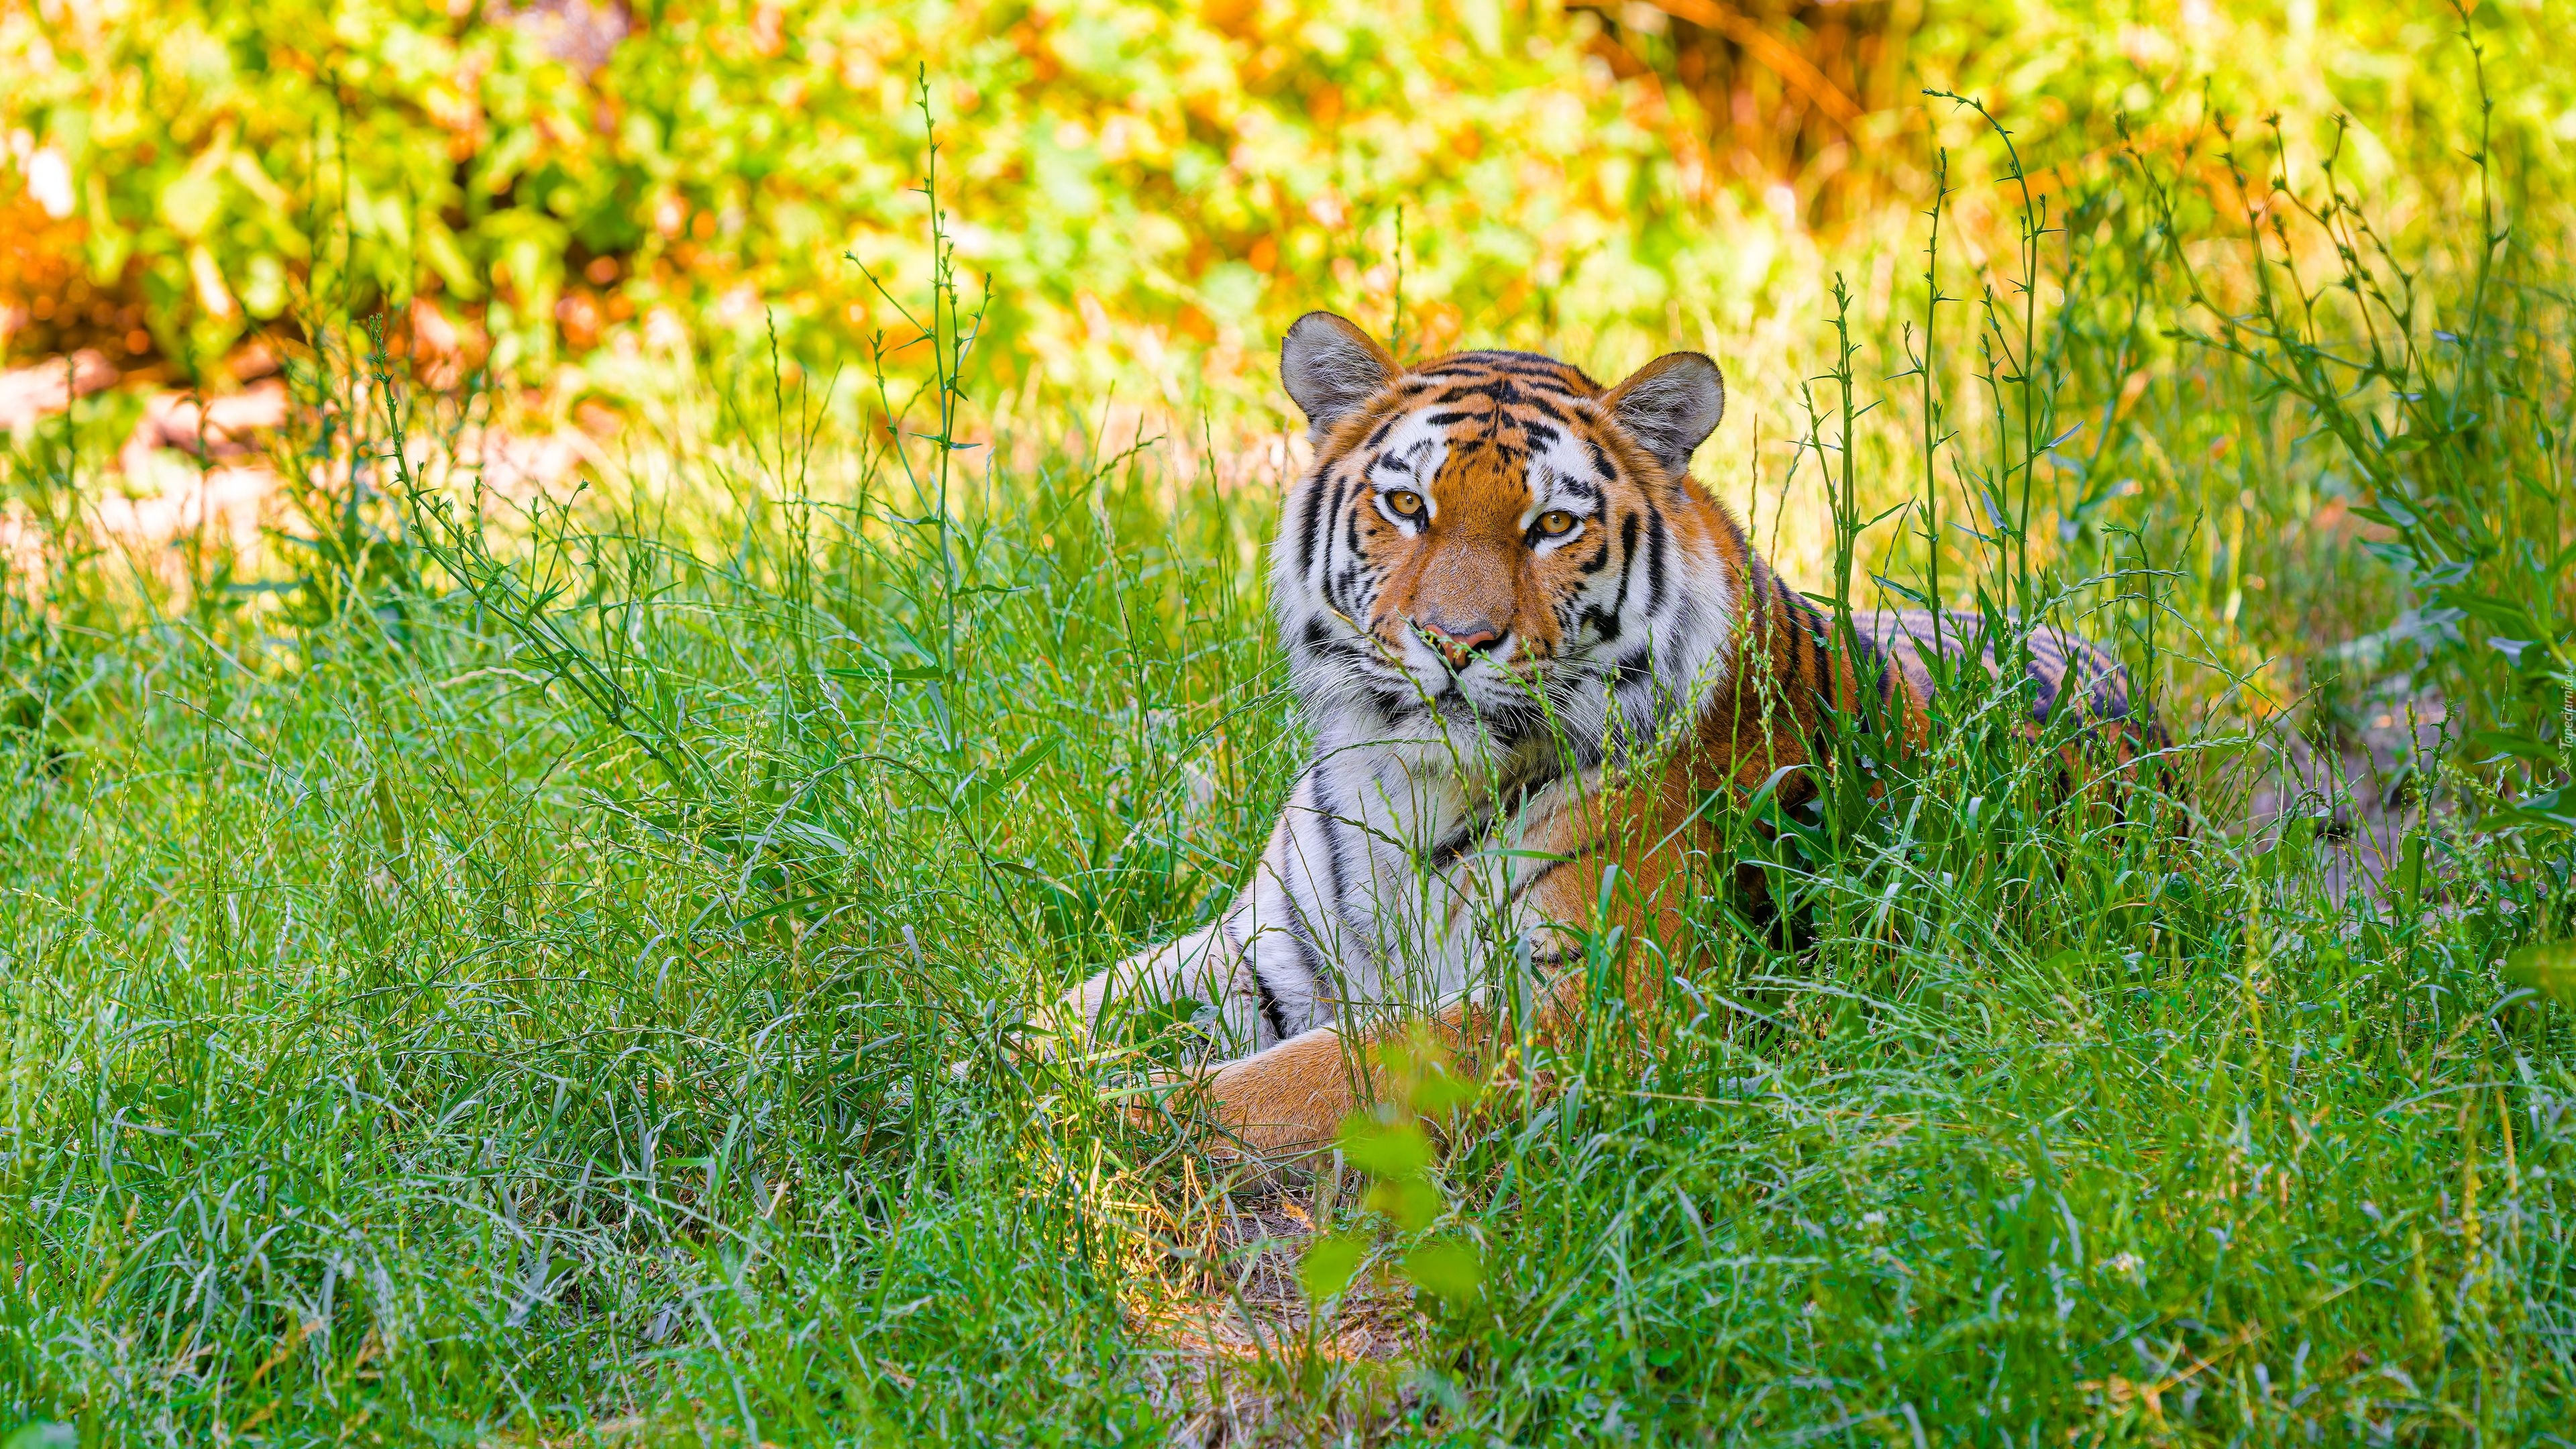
991, 734, 1061, 789
2469, 729, 2559, 763
2449, 590, 2538, 636
1408, 1063, 1481, 1118
2484, 786, 2576, 832
2503, 940, 2576, 1008
1401, 1237, 1485, 1307
1868, 572, 1932, 607
1338, 1116, 1431, 1181
991, 859, 1075, 896
1299, 1233, 1366, 1302
1364, 1177, 1443, 1232
2393, 832, 2429, 907
2257, 814, 2318, 882
2035, 947, 2087, 979
822, 661, 947, 684
958, 735, 1061, 810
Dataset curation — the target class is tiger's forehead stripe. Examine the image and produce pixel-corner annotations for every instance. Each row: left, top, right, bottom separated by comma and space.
1327, 352, 1609, 476
1356, 372, 1602, 494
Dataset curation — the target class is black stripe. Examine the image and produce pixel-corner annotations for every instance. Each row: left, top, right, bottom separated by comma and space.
1320, 784, 1379, 963
1614, 511, 1640, 611
1295, 479, 1327, 575
1317, 475, 1349, 576
1470, 350, 1572, 366
1282, 908, 1330, 1020
1642, 497, 1668, 605
1427, 377, 1542, 411
1299, 616, 1333, 657
1851, 624, 1896, 712
1228, 867, 1299, 1042
1613, 648, 1653, 691
1313, 772, 1350, 909
2030, 663, 2063, 720
1253, 959, 1293, 1042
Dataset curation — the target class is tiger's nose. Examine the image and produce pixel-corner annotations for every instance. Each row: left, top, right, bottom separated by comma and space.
1415, 616, 1502, 667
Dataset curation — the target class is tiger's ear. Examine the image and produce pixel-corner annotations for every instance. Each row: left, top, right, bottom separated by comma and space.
1603, 352, 1726, 479
1281, 312, 1401, 440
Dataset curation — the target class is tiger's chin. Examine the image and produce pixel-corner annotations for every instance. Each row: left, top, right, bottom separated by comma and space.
1399, 681, 1577, 760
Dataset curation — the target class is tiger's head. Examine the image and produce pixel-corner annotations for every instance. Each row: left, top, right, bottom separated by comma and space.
1272, 312, 1743, 764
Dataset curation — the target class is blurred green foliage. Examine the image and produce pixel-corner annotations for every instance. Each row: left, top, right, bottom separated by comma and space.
6, 0, 1703, 390
5, 0, 2570, 402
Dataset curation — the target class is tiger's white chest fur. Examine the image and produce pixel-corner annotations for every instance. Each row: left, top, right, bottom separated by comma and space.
1218, 521, 1738, 1051
1230, 716, 1560, 1033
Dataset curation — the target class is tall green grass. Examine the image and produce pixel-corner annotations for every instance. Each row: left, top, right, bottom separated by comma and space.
3, 41, 2574, 1447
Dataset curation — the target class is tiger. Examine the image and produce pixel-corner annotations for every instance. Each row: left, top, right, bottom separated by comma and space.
1048, 311, 2154, 1156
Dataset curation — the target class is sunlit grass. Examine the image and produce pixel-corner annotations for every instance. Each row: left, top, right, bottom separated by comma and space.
4, 28, 2575, 1447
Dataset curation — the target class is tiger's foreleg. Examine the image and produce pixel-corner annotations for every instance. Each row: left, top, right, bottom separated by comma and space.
1056, 766, 1370, 1059
1148, 780, 1682, 1157
1455, 769, 1726, 1059
1175, 1000, 1497, 1156
1057, 922, 1263, 1055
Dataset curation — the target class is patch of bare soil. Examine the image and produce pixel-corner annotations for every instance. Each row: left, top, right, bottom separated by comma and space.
2242, 679, 2449, 902
0, 349, 114, 429
1128, 1171, 1430, 1448
1, 349, 604, 595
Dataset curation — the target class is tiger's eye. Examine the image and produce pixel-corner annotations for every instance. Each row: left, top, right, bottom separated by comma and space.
1387, 490, 1426, 517
1538, 510, 1577, 537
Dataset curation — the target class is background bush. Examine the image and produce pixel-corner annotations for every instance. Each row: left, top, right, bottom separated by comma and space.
8, 0, 2570, 405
